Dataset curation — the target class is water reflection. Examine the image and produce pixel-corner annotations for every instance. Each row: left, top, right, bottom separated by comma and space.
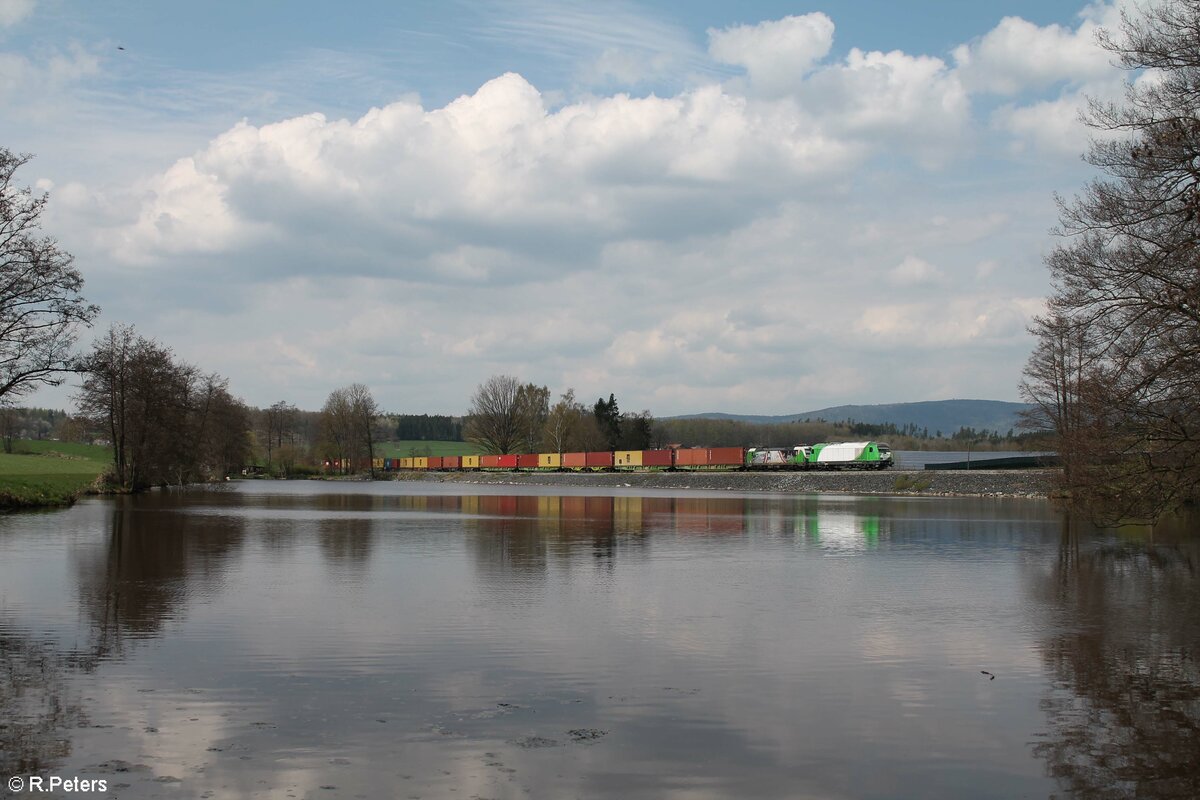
317, 517, 375, 573
1027, 515, 1200, 798
0, 486, 1196, 798
0, 631, 87, 775
2, 496, 245, 777
75, 497, 246, 656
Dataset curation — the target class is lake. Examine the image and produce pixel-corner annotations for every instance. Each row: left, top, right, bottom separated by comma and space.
1, 482, 1197, 799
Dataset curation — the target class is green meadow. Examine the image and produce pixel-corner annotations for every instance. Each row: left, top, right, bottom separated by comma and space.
379, 440, 480, 458
0, 440, 111, 509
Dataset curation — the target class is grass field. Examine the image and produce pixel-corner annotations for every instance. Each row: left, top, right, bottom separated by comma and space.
0, 440, 111, 509
378, 440, 480, 458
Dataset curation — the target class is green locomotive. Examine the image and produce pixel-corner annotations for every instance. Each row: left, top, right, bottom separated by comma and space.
745, 442, 893, 470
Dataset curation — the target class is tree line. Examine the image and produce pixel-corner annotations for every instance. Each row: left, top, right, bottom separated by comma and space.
464, 375, 654, 455
395, 414, 462, 441
1021, 1, 1200, 521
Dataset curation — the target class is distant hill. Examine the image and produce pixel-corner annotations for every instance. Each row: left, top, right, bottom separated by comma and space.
668, 399, 1030, 436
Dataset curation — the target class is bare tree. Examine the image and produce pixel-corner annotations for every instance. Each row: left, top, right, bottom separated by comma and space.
1019, 312, 1101, 487
261, 400, 297, 472
320, 384, 379, 475
1026, 1, 1200, 519
320, 387, 354, 472
514, 382, 549, 454
465, 375, 525, 454
543, 389, 581, 454
1, 149, 99, 404
346, 383, 380, 478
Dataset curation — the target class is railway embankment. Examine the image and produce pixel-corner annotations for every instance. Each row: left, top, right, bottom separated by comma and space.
398, 468, 1054, 498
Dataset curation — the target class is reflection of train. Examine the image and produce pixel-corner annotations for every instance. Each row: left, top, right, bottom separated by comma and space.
377, 441, 892, 472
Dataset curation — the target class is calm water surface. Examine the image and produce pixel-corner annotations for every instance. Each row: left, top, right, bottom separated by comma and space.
1, 482, 1197, 799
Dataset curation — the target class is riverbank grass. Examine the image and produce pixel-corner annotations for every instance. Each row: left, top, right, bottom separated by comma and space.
0, 440, 111, 509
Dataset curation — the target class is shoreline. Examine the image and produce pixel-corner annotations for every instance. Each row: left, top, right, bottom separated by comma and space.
389, 468, 1054, 498
5, 469, 1057, 510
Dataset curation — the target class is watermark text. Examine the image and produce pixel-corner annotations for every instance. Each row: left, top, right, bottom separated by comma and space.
7, 776, 109, 793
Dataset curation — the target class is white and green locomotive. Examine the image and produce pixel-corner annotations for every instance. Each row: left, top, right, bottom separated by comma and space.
745, 442, 893, 470
807, 441, 893, 469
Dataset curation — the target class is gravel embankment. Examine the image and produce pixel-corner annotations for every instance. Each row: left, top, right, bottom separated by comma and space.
396, 469, 1053, 498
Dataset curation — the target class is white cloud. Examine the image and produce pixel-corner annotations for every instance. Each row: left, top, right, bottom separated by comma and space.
0, 0, 34, 27
801, 47, 968, 159
0, 42, 100, 105
889, 255, 941, 286
993, 93, 1093, 156
705, 15, 969, 162
854, 296, 1038, 348
952, 15, 1113, 95
708, 13, 835, 97
94, 72, 863, 269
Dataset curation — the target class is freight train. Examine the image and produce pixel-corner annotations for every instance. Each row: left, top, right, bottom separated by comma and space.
369, 441, 893, 472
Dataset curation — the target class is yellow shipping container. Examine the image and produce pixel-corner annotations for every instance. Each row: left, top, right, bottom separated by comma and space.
399, 457, 414, 469
415, 457, 428, 469
462, 455, 480, 469
615, 450, 643, 467
538, 453, 561, 469
372, 458, 384, 470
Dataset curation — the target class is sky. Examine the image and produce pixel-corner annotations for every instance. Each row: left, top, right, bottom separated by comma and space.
1, 0, 1139, 416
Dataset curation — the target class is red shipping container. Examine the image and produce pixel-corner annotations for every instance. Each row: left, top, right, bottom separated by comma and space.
428, 456, 444, 470
585, 451, 614, 468
496, 454, 518, 469
708, 447, 745, 467
517, 454, 539, 468
481, 455, 502, 469
675, 448, 707, 466
642, 449, 674, 467
443, 456, 462, 469
563, 452, 587, 468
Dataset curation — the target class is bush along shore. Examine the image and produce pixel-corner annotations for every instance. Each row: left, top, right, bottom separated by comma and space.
392, 468, 1054, 498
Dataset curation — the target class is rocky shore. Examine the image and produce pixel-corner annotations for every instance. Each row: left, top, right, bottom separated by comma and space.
397, 468, 1054, 498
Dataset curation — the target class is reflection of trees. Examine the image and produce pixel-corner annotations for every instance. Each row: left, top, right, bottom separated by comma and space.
75, 497, 245, 659
1030, 516, 1200, 798
3, 496, 245, 776
318, 516, 375, 571
0, 632, 87, 775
